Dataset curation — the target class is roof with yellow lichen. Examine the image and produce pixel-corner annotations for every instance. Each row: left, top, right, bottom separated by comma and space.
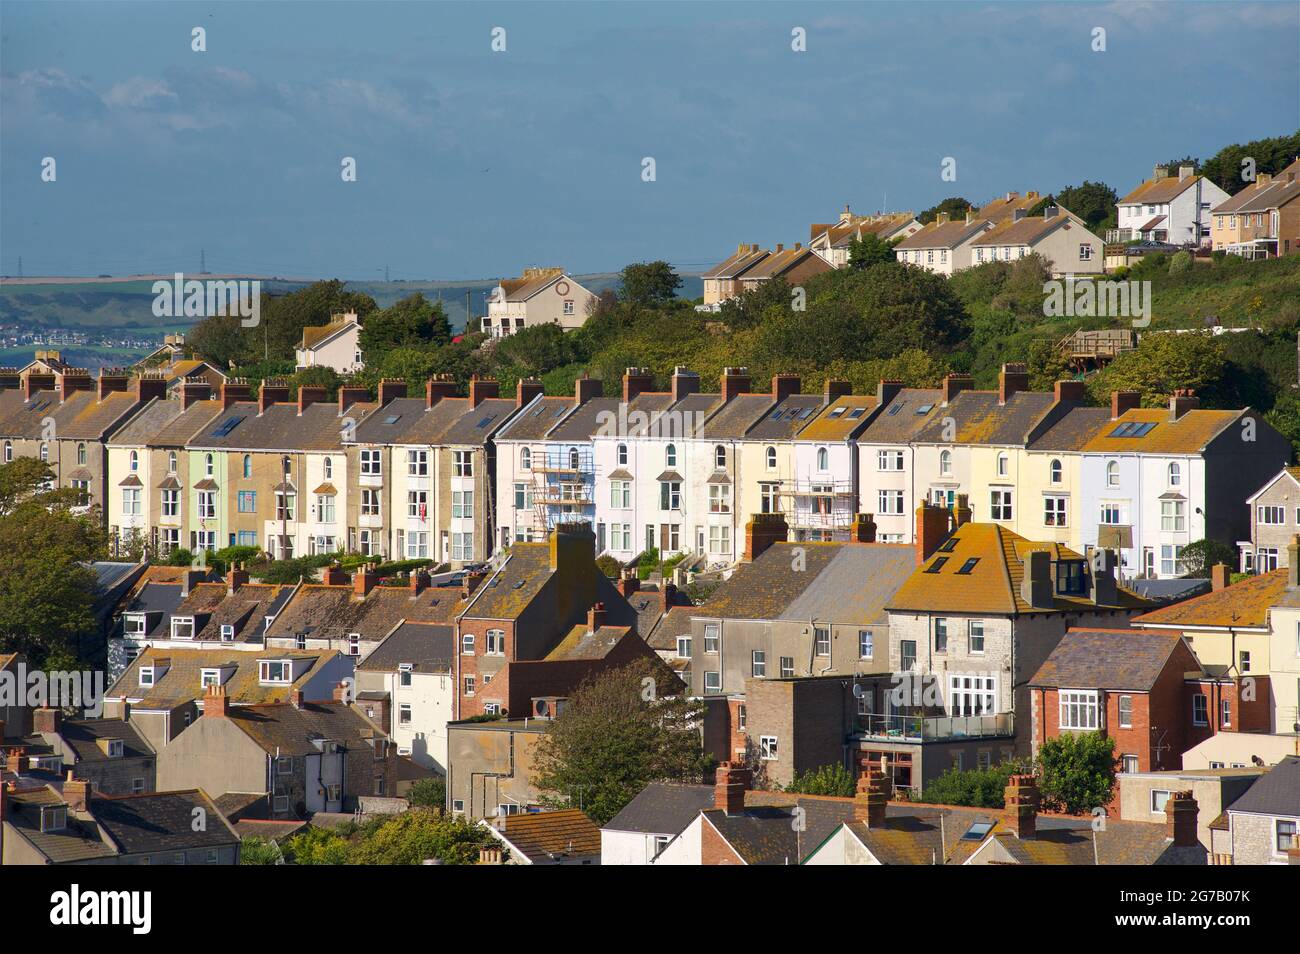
794, 394, 881, 442
888, 523, 1151, 615
1131, 568, 1286, 630
107, 646, 340, 708
496, 808, 601, 862
1080, 407, 1244, 454
912, 390, 1056, 446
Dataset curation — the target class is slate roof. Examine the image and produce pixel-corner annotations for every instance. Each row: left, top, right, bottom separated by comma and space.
351, 397, 425, 444
889, 523, 1151, 615
0, 389, 143, 441
546, 395, 623, 442
108, 647, 337, 708
1027, 406, 1113, 452
698, 393, 774, 439
119, 580, 187, 638
191, 400, 379, 452
698, 542, 914, 625
2, 786, 117, 862
1224, 756, 1300, 818
853, 389, 943, 444
797, 394, 881, 442
912, 390, 1057, 446
1131, 568, 1286, 629
90, 789, 239, 854
494, 396, 579, 441
46, 718, 152, 764
356, 622, 454, 673
174, 582, 289, 643
266, 583, 464, 642
1212, 169, 1300, 214
545, 625, 633, 661
603, 782, 717, 835
225, 700, 384, 757
107, 397, 184, 446
147, 399, 225, 446
1029, 629, 1189, 691
1080, 407, 1243, 455
984, 823, 1206, 865
745, 394, 827, 441
495, 808, 602, 862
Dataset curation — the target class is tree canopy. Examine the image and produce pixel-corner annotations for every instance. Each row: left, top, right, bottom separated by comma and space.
618, 261, 683, 306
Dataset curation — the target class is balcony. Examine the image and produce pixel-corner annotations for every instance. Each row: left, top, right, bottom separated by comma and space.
855, 711, 1014, 743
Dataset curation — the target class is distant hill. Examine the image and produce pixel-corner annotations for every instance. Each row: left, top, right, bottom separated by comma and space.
0, 272, 705, 336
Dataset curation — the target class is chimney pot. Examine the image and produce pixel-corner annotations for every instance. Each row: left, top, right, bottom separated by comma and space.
720, 367, 751, 403
204, 684, 230, 719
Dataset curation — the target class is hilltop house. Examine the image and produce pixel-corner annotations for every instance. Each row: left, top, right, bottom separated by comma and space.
295, 312, 364, 374
480, 268, 597, 338
1110, 165, 1228, 246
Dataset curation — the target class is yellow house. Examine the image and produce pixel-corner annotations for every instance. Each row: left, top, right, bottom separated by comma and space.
1016, 405, 1114, 551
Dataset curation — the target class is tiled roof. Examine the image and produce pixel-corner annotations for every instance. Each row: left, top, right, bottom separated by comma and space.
1226, 756, 1300, 817
646, 604, 693, 652
356, 622, 454, 673
146, 399, 225, 446
462, 544, 554, 620
496, 808, 602, 862
888, 523, 1150, 615
225, 700, 385, 757
108, 647, 336, 708
1119, 173, 1205, 205
854, 389, 943, 444
192, 400, 379, 452
1080, 407, 1242, 454
1027, 406, 1112, 452
266, 582, 464, 643
495, 396, 579, 441
969, 215, 1071, 247
174, 582, 289, 643
701, 246, 770, 280
986, 823, 1206, 865
894, 219, 990, 250
912, 390, 1057, 446
1212, 171, 1300, 214
1029, 629, 1189, 691
698, 542, 914, 624
1131, 569, 1286, 629
741, 246, 829, 280
698, 393, 774, 439
0, 389, 141, 441
108, 397, 184, 446
91, 789, 239, 854
796, 394, 882, 442
975, 192, 1045, 223
745, 394, 826, 441
545, 625, 632, 661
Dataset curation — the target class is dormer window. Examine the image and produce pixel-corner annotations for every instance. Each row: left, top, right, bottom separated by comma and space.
220, 624, 235, 641
1056, 560, 1085, 595
106, 739, 123, 758
200, 668, 228, 689
40, 804, 68, 832
259, 660, 292, 685
170, 617, 195, 640
139, 666, 156, 687
124, 614, 146, 637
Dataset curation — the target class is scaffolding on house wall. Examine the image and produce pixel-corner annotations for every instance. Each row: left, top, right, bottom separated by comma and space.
530, 444, 595, 533
778, 477, 856, 530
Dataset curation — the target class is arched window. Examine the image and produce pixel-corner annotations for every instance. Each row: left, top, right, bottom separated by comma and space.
129, 450, 139, 472
242, 454, 251, 478
714, 445, 726, 470
997, 453, 1008, 477
665, 444, 677, 468
2, 441, 10, 463
323, 457, 333, 479
617, 444, 628, 466
569, 447, 579, 470
168, 451, 177, 474
77, 443, 86, 466
766, 446, 776, 469
40, 443, 49, 463
1050, 459, 1062, 484
521, 447, 531, 470
1168, 462, 1181, 487
205, 453, 214, 478
817, 447, 829, 471
1106, 460, 1119, 487
939, 450, 952, 476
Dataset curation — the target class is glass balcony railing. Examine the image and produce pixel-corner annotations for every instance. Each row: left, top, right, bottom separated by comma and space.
855, 711, 1014, 742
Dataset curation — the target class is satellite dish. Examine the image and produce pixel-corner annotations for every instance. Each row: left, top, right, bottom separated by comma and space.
852, 684, 864, 699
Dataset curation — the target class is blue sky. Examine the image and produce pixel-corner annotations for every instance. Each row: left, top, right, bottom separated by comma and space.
2, 0, 1297, 280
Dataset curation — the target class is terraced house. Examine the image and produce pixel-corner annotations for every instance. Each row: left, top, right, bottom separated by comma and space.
493, 375, 605, 547
185, 379, 377, 558
348, 376, 517, 565
0, 367, 167, 518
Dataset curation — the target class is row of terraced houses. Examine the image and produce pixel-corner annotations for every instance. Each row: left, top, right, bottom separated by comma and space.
0, 361, 1292, 582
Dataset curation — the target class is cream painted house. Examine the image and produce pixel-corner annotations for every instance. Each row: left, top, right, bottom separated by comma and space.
968, 209, 1103, 276
480, 268, 597, 338
295, 312, 364, 374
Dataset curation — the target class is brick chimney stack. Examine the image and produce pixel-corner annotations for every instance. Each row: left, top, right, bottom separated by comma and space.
744, 513, 788, 562
1110, 390, 1141, 420
1169, 389, 1200, 421
333, 681, 351, 703
24, 373, 56, 400
291, 689, 305, 710
220, 379, 252, 410
63, 772, 92, 812
354, 564, 380, 598
587, 602, 607, 632
850, 513, 877, 543
426, 375, 458, 408
574, 375, 602, 407
671, 367, 700, 402
58, 370, 94, 404
33, 706, 62, 735
135, 372, 169, 403
259, 379, 290, 415
204, 684, 230, 719
1211, 564, 1230, 591
616, 570, 640, 598
469, 376, 499, 408
853, 768, 892, 828
297, 385, 327, 415
998, 363, 1029, 406
338, 385, 370, 414
877, 379, 903, 410
227, 564, 249, 594
377, 378, 407, 406
1002, 774, 1039, 839
772, 373, 801, 403
98, 370, 131, 401
1054, 379, 1086, 404
515, 378, 544, 408
322, 563, 348, 586
824, 378, 851, 403
720, 367, 751, 403
622, 367, 653, 404
180, 380, 212, 409
915, 502, 951, 566
714, 761, 751, 816
1165, 790, 1199, 847
410, 569, 430, 596
941, 373, 974, 405
660, 581, 677, 612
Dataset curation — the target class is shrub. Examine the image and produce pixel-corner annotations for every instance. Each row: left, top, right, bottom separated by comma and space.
787, 763, 855, 797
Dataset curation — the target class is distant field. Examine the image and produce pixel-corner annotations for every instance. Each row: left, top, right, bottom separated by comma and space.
0, 344, 152, 369
0, 273, 704, 335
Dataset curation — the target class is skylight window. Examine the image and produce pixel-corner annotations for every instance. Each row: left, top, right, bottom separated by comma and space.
916, 404, 934, 414
924, 557, 948, 573
961, 822, 993, 841
956, 558, 980, 574
212, 416, 244, 437
938, 538, 959, 553
1109, 421, 1156, 438
829, 407, 846, 418
886, 403, 904, 416
382, 415, 401, 425
847, 408, 865, 419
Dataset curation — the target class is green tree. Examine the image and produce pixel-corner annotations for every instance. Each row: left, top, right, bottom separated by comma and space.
1036, 733, 1116, 814
347, 810, 495, 865
239, 837, 284, 865
407, 777, 447, 811
282, 825, 352, 865
1029, 181, 1118, 233
531, 658, 708, 825
358, 293, 451, 359
787, 763, 856, 797
619, 261, 683, 306
1168, 250, 1194, 275
847, 233, 902, 269
1087, 332, 1227, 408
919, 197, 974, 224
1179, 538, 1238, 577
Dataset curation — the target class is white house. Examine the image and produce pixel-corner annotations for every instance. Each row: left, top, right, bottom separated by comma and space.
295, 312, 364, 374
354, 621, 454, 772
1111, 165, 1228, 247
480, 268, 597, 338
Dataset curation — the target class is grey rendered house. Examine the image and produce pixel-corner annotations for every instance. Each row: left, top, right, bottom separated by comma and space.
1239, 466, 1300, 572
1220, 755, 1300, 865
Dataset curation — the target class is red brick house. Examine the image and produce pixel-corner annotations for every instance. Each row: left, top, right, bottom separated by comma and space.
1028, 628, 1270, 790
